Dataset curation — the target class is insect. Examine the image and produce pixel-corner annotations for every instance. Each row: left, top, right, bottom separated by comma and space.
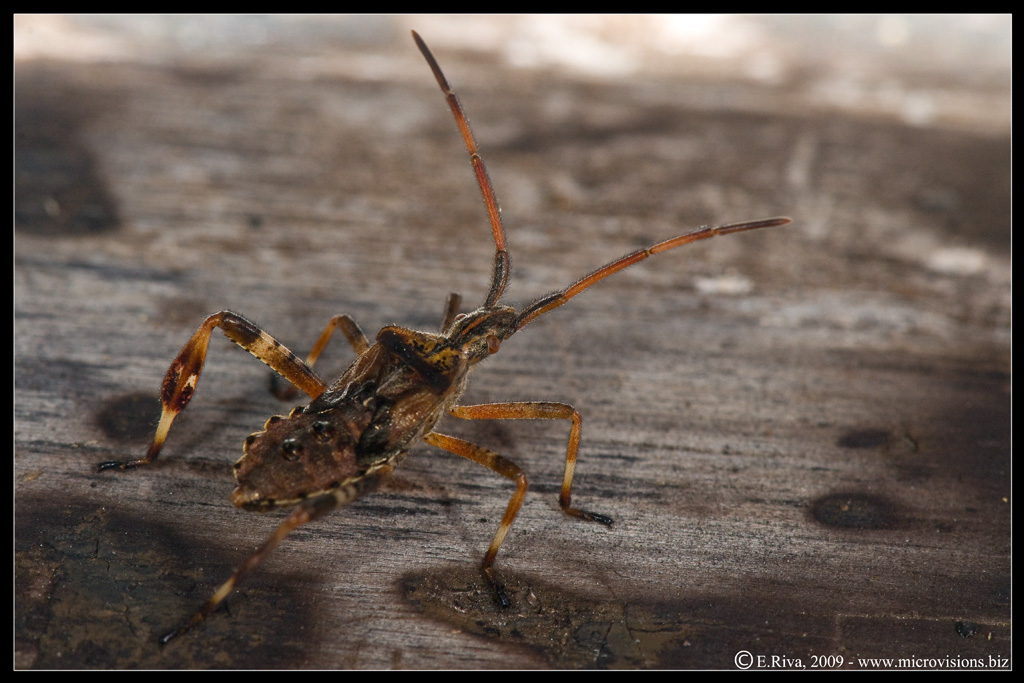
100, 31, 790, 644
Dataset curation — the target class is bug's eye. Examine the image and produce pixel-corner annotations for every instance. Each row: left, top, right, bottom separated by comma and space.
486, 335, 501, 354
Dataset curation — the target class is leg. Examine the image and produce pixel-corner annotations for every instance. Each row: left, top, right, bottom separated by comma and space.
448, 402, 613, 526
159, 476, 381, 644
271, 314, 369, 400
300, 313, 370, 364
99, 311, 327, 471
422, 431, 526, 607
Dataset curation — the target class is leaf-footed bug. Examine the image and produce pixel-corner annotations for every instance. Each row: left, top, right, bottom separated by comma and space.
99, 31, 790, 644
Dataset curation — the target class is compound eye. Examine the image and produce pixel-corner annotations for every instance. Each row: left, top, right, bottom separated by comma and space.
486, 335, 501, 354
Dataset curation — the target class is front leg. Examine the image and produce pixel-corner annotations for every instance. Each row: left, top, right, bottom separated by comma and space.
99, 311, 327, 471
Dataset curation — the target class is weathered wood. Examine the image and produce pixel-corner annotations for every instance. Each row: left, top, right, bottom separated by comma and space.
16, 16, 1009, 669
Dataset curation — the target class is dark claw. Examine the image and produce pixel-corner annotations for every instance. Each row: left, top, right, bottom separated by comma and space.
493, 582, 511, 609
583, 511, 614, 527
483, 567, 511, 608
158, 627, 184, 646
564, 506, 614, 527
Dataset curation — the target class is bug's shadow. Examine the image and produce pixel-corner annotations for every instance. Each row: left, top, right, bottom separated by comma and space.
400, 566, 951, 669
399, 566, 719, 669
15, 491, 323, 669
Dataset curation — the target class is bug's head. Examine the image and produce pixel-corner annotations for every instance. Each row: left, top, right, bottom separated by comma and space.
446, 305, 518, 365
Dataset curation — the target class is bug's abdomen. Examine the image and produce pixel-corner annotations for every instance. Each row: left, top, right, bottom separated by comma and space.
230, 330, 469, 511
231, 401, 375, 510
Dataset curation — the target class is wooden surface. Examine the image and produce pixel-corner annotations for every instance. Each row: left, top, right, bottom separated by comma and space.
15, 16, 1010, 669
